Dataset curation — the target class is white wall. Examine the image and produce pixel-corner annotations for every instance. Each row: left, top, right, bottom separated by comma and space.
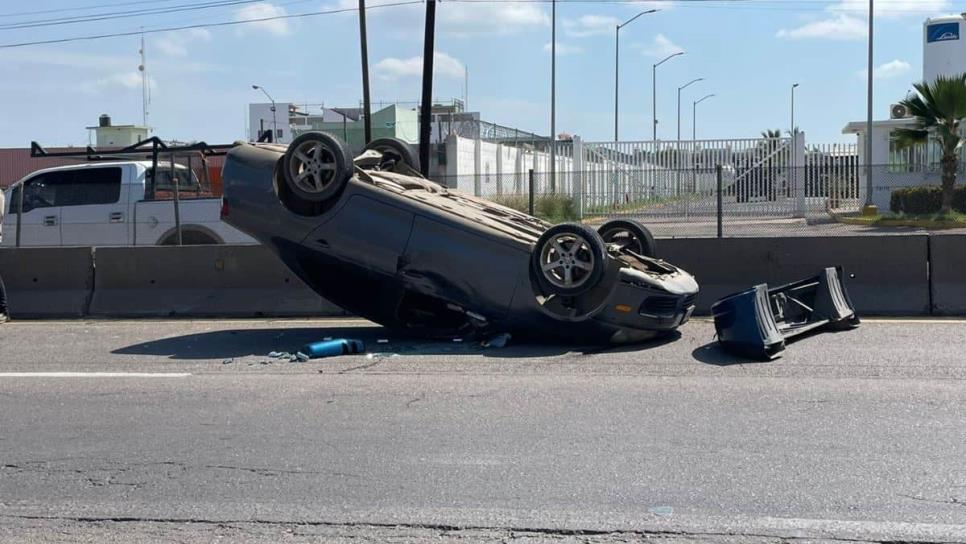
249, 103, 292, 144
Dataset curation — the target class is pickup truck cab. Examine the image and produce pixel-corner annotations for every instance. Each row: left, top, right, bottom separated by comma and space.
2, 161, 254, 247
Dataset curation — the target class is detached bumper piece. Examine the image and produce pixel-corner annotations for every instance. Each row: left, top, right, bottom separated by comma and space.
711, 268, 860, 360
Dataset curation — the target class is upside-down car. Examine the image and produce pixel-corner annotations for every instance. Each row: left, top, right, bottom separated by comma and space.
221, 132, 699, 344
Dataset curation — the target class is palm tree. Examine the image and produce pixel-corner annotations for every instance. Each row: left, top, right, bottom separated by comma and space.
761, 129, 782, 140
894, 74, 966, 215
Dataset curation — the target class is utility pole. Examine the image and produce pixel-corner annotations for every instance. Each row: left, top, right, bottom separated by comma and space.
864, 0, 876, 212
652, 51, 684, 141
614, 9, 659, 141
550, 0, 556, 192
419, 0, 436, 178
359, 0, 372, 145
138, 32, 149, 129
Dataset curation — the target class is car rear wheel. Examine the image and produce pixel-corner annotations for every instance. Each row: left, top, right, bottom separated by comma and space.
283, 132, 351, 203
531, 223, 607, 297
364, 138, 420, 172
598, 219, 657, 258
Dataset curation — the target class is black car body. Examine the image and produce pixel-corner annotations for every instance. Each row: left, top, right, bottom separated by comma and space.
221, 134, 699, 344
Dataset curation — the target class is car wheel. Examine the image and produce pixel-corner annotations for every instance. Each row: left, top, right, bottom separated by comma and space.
283, 132, 351, 203
597, 219, 657, 258
531, 223, 607, 297
364, 138, 420, 172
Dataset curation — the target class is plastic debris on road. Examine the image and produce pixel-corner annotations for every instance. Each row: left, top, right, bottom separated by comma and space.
300, 339, 366, 360
482, 333, 511, 349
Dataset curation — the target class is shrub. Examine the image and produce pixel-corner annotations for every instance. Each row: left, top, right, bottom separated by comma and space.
488, 193, 578, 224
890, 186, 942, 214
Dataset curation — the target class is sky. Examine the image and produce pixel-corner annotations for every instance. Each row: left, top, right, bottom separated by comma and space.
0, 0, 960, 148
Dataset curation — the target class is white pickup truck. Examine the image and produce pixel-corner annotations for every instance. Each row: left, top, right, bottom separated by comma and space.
1, 161, 255, 247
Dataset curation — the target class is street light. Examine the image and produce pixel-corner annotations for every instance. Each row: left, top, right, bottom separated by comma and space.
251, 84, 277, 143
676, 77, 703, 197
677, 77, 704, 144
653, 51, 684, 141
614, 8, 659, 141
692, 93, 715, 141
791, 83, 800, 136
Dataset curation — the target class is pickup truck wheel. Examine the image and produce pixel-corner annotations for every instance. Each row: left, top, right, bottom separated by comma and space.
531, 223, 607, 297
364, 138, 420, 172
283, 132, 351, 203
598, 219, 657, 258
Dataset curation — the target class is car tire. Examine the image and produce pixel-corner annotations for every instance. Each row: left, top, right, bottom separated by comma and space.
597, 219, 657, 258
531, 223, 607, 297
283, 132, 352, 203
364, 138, 420, 172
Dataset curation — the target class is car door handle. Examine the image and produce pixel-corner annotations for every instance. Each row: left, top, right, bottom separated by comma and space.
110, 212, 125, 223
43, 215, 58, 226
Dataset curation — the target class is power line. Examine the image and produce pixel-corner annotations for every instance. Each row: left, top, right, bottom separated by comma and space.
0, 0, 186, 19
0, 0, 266, 31
0, 1, 423, 49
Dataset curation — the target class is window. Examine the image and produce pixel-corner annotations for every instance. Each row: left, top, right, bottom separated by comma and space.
148, 166, 200, 190
20, 167, 122, 212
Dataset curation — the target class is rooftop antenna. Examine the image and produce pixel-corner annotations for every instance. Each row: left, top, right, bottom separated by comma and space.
138, 30, 150, 130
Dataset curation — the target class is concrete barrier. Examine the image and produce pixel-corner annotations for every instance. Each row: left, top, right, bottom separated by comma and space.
660, 236, 931, 316
928, 235, 966, 316
0, 247, 94, 318
89, 245, 344, 317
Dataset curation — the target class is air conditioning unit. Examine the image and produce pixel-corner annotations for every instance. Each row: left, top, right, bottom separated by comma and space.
890, 103, 912, 119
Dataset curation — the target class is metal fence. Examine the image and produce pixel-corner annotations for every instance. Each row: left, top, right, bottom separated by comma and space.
428, 164, 941, 238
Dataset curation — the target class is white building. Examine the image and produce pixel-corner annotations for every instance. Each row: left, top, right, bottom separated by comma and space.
843, 14, 966, 210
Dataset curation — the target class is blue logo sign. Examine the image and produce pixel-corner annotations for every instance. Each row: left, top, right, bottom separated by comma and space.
928, 22, 960, 43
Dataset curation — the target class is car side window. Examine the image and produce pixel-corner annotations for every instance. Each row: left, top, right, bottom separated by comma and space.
58, 167, 122, 207
19, 167, 122, 213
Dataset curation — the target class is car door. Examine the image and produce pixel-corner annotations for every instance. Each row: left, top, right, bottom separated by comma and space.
2, 173, 64, 246
59, 166, 129, 246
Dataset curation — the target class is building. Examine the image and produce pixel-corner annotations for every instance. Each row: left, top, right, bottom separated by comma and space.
86, 114, 150, 147
843, 14, 966, 210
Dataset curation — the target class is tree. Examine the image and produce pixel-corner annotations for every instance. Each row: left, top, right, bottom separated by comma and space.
761, 129, 782, 140
894, 74, 966, 215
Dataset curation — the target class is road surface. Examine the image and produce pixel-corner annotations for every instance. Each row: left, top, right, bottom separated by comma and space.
1, 318, 965, 543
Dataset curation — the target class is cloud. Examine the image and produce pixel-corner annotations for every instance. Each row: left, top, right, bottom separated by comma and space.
640, 34, 683, 57
856, 59, 912, 79
440, 2, 549, 35
234, 2, 290, 36
777, 0, 950, 41
563, 15, 620, 38
374, 52, 465, 80
80, 71, 153, 95
155, 28, 212, 57
776, 14, 867, 40
544, 41, 583, 55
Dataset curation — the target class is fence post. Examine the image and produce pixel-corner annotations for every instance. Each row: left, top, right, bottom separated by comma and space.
716, 164, 723, 239
573, 136, 584, 221
528, 169, 535, 217
794, 131, 806, 218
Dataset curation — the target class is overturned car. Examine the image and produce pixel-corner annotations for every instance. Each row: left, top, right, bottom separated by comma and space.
221, 132, 699, 344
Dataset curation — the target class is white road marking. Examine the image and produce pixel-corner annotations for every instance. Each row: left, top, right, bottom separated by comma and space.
0, 372, 191, 378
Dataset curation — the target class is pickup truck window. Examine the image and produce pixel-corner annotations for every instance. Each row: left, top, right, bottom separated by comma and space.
20, 167, 122, 213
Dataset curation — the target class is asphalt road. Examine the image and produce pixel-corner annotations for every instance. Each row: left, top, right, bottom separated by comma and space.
1, 318, 966, 543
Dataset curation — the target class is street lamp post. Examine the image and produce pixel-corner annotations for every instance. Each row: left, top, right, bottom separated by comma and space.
677, 78, 704, 145
614, 8, 659, 141
676, 77, 703, 197
791, 83, 799, 135
692, 93, 715, 141
652, 51, 684, 141
864, 0, 875, 212
251, 85, 277, 142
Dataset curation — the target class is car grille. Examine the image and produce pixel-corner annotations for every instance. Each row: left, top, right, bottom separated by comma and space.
641, 294, 695, 315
